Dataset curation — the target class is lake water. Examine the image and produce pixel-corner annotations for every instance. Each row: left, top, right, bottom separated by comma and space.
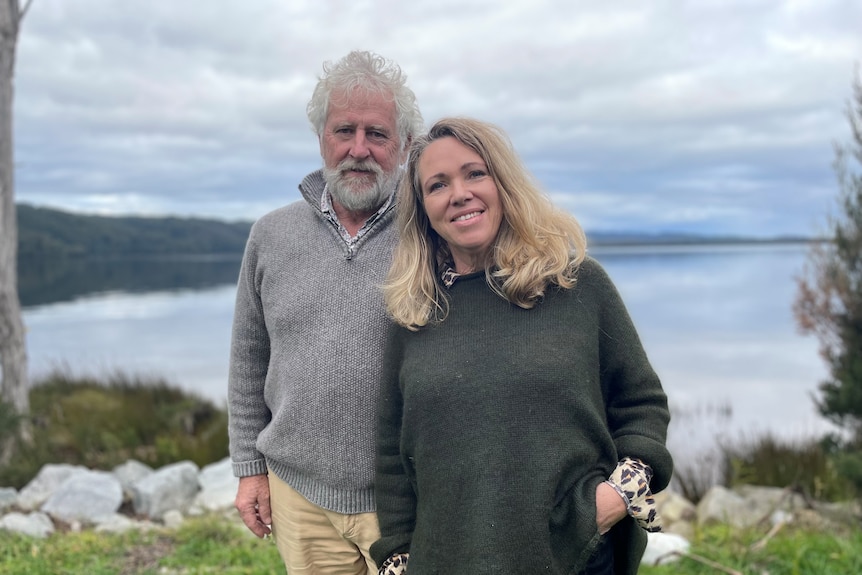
20, 243, 834, 458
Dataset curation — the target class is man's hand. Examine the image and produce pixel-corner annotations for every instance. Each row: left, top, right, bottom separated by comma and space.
595, 481, 628, 535
235, 474, 272, 538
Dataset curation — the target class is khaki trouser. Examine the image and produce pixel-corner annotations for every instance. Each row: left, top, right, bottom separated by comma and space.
268, 472, 380, 575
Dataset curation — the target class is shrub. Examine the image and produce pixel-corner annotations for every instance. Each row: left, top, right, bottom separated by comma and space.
723, 433, 858, 501
0, 370, 228, 489
822, 432, 862, 495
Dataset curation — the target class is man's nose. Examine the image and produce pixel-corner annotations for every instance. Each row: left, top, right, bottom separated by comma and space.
349, 131, 371, 159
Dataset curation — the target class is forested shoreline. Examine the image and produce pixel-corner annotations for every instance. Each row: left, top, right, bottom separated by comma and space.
16, 204, 253, 260
16, 203, 815, 263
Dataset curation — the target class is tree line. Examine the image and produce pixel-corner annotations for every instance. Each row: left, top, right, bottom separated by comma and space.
17, 203, 253, 260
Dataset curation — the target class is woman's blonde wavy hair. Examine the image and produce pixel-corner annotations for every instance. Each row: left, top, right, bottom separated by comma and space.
384, 117, 587, 330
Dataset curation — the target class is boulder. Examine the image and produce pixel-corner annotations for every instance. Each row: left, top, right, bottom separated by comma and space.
191, 457, 238, 513
810, 499, 862, 526
41, 470, 123, 524
16, 464, 89, 511
654, 489, 697, 538
112, 460, 154, 498
0, 487, 17, 512
94, 513, 157, 534
696, 485, 753, 528
130, 460, 200, 519
698, 485, 811, 529
0, 511, 55, 538
734, 485, 807, 516
163, 509, 184, 529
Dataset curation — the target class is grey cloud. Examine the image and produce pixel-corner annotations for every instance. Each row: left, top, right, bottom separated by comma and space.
13, 0, 862, 232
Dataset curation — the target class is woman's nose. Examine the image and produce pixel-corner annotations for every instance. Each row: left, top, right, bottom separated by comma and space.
450, 179, 473, 204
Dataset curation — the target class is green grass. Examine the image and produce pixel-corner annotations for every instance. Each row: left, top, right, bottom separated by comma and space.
0, 515, 284, 575
640, 524, 862, 575
1, 516, 860, 574
3, 375, 860, 574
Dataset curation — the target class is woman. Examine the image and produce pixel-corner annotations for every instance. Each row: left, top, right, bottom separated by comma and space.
371, 118, 672, 575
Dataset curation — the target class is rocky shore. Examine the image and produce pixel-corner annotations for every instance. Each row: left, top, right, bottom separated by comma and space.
0, 458, 238, 537
1, 458, 860, 568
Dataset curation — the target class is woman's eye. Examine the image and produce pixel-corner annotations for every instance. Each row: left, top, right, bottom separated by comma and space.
468, 170, 486, 179
427, 182, 444, 193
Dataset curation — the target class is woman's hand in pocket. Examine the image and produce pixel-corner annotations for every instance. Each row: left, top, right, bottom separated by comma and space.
595, 482, 627, 535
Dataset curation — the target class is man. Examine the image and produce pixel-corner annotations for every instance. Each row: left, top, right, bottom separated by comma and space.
227, 51, 423, 574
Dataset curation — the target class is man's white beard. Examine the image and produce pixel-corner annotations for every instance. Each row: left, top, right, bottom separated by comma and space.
323, 159, 399, 213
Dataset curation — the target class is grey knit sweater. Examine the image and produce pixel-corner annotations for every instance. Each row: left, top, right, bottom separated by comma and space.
227, 170, 397, 514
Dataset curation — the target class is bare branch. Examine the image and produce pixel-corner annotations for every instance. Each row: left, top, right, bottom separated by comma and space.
19, 0, 33, 23
750, 519, 787, 552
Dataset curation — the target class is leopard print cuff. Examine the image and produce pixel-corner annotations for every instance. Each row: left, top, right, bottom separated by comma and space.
607, 457, 662, 532
378, 552, 409, 575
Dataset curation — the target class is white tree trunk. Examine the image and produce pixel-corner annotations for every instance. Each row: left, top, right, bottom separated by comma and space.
0, 0, 31, 451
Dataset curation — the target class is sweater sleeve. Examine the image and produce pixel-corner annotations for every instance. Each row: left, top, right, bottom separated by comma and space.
227, 230, 272, 478
589, 260, 674, 492
370, 325, 416, 565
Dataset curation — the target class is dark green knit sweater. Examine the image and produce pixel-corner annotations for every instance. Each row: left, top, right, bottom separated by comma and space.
371, 257, 672, 575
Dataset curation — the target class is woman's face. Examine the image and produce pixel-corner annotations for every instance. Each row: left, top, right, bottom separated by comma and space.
418, 136, 503, 273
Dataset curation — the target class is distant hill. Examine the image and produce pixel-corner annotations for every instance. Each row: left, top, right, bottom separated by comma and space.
15, 203, 815, 262
17, 204, 253, 260
587, 230, 816, 246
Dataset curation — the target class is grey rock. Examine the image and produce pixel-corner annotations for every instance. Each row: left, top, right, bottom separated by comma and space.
112, 460, 153, 497
94, 513, 156, 534
812, 499, 862, 525
696, 485, 751, 528
41, 470, 123, 524
734, 485, 807, 516
0, 511, 55, 538
131, 460, 200, 519
16, 464, 89, 511
0, 487, 18, 512
655, 490, 697, 523
162, 509, 184, 529
654, 489, 697, 538
191, 457, 238, 513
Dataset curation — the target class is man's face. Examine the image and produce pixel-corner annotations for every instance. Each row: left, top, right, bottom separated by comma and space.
320, 89, 404, 213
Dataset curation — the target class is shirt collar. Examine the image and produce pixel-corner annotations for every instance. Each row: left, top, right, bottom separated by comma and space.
320, 184, 394, 242
440, 263, 461, 288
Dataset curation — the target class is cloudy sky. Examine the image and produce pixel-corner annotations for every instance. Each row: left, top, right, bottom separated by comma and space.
14, 0, 862, 237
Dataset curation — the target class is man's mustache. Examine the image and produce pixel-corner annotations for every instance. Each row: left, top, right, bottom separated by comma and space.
337, 159, 384, 176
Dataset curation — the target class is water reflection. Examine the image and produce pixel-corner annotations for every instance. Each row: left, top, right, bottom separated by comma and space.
20, 244, 833, 454
18, 255, 242, 308
25, 286, 237, 409
592, 242, 833, 457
